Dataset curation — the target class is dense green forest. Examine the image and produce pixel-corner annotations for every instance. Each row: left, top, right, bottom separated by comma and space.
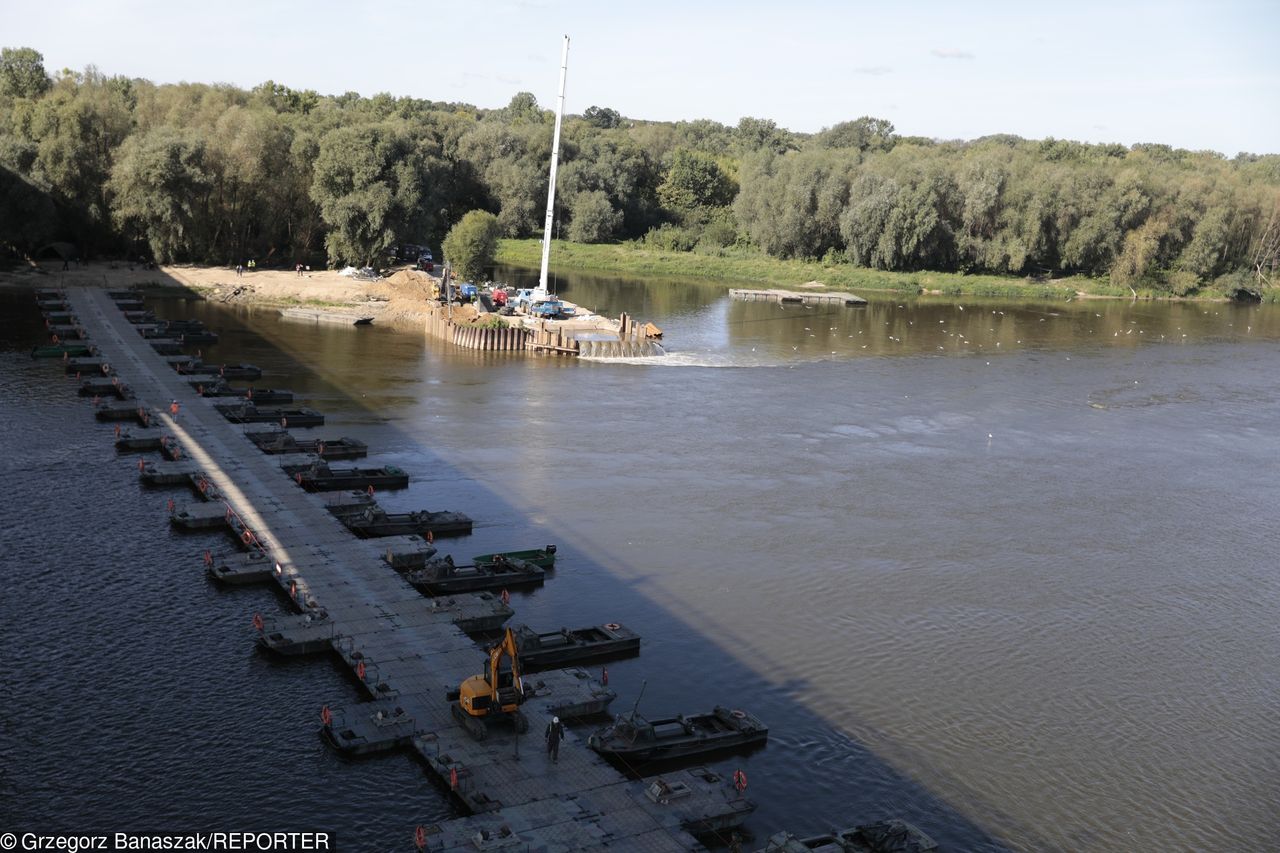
2, 46, 1277, 295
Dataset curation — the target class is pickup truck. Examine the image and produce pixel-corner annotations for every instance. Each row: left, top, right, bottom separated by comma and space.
531, 298, 575, 319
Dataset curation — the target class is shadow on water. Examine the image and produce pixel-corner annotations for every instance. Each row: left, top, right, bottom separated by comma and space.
0, 273, 1025, 850
157, 279, 1027, 848
9, 267, 1280, 850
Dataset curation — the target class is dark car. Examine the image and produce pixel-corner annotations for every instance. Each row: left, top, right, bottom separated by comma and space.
395, 243, 431, 261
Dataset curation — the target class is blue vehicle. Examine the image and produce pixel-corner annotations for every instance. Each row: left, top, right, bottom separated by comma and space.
530, 298, 564, 317
534, 298, 575, 319
510, 289, 575, 319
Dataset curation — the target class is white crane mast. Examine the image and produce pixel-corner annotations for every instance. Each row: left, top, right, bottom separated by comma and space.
536, 35, 570, 300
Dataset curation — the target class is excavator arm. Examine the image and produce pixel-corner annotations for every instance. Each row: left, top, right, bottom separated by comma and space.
487, 627, 525, 707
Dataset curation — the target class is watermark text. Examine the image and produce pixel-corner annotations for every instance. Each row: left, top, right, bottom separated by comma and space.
1, 833, 330, 852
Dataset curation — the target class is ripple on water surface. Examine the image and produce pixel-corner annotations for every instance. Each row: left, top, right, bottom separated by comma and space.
4, 285, 1280, 852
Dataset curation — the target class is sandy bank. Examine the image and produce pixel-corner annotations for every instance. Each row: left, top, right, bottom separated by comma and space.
2, 261, 641, 340
0, 261, 448, 332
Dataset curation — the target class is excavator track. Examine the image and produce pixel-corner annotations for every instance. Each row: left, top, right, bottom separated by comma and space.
452, 703, 489, 741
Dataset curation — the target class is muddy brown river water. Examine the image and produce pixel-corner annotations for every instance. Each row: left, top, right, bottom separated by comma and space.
2, 271, 1277, 851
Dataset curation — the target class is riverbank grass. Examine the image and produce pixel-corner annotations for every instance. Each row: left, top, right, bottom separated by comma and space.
496, 239, 1106, 299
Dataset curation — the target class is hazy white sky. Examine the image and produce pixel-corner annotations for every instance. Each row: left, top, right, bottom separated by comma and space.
3, 0, 1277, 154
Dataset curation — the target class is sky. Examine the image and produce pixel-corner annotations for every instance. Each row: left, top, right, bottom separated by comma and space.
3, 0, 1277, 154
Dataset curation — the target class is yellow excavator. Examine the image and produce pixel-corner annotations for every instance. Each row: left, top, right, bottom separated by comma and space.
449, 627, 530, 740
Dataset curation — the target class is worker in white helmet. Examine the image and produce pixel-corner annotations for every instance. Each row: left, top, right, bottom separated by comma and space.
545, 715, 565, 763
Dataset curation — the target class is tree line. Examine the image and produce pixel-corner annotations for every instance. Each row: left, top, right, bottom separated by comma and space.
2, 46, 1277, 294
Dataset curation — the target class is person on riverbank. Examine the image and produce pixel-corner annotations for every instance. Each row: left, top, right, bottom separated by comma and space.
545, 716, 564, 763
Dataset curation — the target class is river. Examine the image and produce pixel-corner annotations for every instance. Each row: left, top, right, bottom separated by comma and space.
2, 270, 1277, 851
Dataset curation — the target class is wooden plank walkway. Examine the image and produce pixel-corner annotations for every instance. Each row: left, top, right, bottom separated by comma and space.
63, 287, 752, 851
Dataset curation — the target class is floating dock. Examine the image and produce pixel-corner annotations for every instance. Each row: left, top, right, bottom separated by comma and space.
279, 307, 375, 326
729, 288, 867, 306
55, 286, 754, 851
